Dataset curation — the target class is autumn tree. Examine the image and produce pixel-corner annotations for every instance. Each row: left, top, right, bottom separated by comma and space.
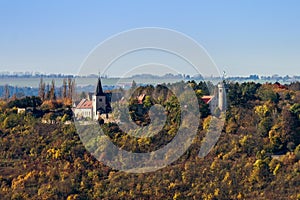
257, 84, 279, 103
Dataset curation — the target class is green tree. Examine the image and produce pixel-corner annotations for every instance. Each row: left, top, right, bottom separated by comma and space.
295, 144, 300, 160
3, 113, 19, 129
257, 85, 279, 103
143, 95, 152, 108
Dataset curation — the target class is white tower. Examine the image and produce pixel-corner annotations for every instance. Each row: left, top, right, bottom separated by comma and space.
92, 77, 107, 120
218, 82, 226, 111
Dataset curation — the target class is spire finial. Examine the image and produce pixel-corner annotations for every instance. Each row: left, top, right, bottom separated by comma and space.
95, 75, 104, 96
222, 70, 226, 80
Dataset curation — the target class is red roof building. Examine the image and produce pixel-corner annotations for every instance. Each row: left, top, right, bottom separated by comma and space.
76, 99, 93, 109
201, 95, 214, 104
74, 99, 93, 119
137, 94, 146, 104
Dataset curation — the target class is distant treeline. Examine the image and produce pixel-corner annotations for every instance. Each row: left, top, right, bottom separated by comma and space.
0, 85, 114, 100
0, 73, 74, 78
0, 85, 38, 98
1, 72, 300, 81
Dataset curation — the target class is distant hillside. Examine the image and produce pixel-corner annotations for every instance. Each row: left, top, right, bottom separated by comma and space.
0, 81, 299, 199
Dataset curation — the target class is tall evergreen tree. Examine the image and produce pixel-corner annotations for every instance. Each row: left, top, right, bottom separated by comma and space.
62, 78, 67, 98
50, 79, 56, 100
4, 84, 10, 100
38, 78, 45, 101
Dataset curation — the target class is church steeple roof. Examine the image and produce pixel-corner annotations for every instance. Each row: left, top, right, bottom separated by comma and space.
95, 77, 104, 96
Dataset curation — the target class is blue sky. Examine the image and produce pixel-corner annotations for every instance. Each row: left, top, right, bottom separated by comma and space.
0, 0, 300, 76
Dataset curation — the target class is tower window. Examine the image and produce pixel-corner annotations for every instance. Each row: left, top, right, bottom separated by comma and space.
99, 99, 102, 102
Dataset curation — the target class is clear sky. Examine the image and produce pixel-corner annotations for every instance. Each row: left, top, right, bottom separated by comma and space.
1, 0, 300, 76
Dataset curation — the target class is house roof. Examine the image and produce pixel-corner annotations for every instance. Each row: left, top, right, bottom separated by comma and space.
73, 100, 81, 107
137, 94, 145, 104
201, 95, 214, 104
76, 99, 93, 109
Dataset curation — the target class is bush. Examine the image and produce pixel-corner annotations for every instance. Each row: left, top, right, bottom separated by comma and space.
295, 144, 300, 160
3, 114, 19, 129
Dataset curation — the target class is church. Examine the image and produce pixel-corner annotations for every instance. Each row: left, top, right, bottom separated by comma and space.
73, 79, 226, 120
201, 82, 226, 112
74, 77, 110, 120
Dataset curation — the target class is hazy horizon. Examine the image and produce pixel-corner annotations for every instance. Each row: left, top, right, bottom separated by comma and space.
0, 70, 299, 78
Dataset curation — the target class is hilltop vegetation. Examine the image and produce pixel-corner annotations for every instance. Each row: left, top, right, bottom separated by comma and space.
0, 81, 299, 199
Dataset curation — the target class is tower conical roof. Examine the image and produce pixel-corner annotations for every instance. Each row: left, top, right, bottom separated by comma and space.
95, 77, 104, 96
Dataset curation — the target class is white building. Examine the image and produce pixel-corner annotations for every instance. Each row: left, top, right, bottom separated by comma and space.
74, 77, 108, 120
73, 99, 93, 119
201, 82, 226, 112
92, 77, 107, 120
217, 82, 226, 111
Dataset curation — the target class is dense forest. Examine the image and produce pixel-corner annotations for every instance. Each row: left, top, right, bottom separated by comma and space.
0, 81, 300, 199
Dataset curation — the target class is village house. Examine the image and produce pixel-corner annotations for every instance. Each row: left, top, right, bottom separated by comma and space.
74, 77, 110, 120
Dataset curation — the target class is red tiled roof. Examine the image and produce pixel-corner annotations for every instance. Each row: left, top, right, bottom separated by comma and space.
201, 95, 214, 104
137, 94, 145, 104
76, 99, 93, 109
274, 82, 287, 89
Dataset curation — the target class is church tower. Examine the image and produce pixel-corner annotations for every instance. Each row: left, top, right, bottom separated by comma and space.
218, 82, 226, 111
92, 77, 107, 120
